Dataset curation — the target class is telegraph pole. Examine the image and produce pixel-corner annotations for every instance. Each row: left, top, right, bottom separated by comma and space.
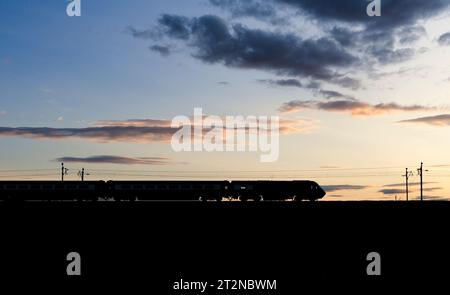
61, 163, 69, 182
61, 163, 64, 182
402, 168, 411, 201
81, 168, 84, 182
417, 162, 427, 201
420, 163, 423, 201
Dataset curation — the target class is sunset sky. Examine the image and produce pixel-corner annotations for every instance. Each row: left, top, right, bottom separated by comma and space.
1, 0, 450, 200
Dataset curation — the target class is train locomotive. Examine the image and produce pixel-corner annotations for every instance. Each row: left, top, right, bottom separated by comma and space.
0, 180, 326, 202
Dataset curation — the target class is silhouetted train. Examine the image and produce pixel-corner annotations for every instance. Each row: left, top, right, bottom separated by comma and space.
0, 180, 326, 202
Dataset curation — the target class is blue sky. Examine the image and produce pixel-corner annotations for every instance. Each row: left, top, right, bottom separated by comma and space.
1, 0, 450, 200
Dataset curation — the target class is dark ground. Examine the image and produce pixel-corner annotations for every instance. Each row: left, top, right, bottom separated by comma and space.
0, 200, 448, 292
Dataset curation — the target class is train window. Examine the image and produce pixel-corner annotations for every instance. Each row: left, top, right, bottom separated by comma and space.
6, 184, 16, 190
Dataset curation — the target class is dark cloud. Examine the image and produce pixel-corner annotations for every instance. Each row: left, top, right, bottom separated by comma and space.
258, 78, 356, 100
220, 0, 449, 29
423, 187, 443, 192
158, 14, 192, 40
207, 0, 448, 67
0, 126, 176, 143
379, 186, 442, 195
218, 81, 230, 85
398, 26, 427, 44
400, 114, 450, 126
209, 0, 279, 22
438, 32, 450, 46
54, 156, 173, 165
0, 116, 314, 143
317, 90, 354, 100
383, 182, 436, 188
330, 26, 354, 47
258, 79, 303, 88
139, 14, 360, 88
125, 26, 160, 40
379, 188, 404, 195
322, 185, 368, 192
370, 48, 415, 64
128, 0, 448, 87
150, 45, 171, 56
279, 99, 432, 116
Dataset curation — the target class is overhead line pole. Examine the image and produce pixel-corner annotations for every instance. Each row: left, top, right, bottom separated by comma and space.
402, 168, 410, 201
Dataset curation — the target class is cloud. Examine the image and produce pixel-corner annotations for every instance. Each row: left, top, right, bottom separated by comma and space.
0, 111, 6, 116
316, 90, 354, 100
379, 188, 404, 195
383, 182, 436, 188
370, 48, 415, 64
218, 81, 230, 86
398, 26, 427, 44
0, 126, 177, 143
215, 0, 449, 29
207, 0, 448, 68
0, 115, 314, 143
279, 99, 433, 116
133, 14, 360, 89
258, 79, 356, 100
322, 185, 368, 192
258, 79, 303, 88
150, 45, 171, 56
209, 0, 279, 22
128, 0, 449, 91
438, 32, 450, 46
399, 114, 450, 126
54, 155, 173, 165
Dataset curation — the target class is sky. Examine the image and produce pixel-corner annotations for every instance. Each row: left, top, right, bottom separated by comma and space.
1, 0, 450, 200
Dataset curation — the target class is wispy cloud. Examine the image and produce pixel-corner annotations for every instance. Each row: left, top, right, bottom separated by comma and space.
258, 79, 303, 88
279, 100, 434, 116
54, 155, 173, 165
0, 126, 177, 143
150, 45, 171, 56
399, 114, 450, 126
383, 182, 436, 188
322, 185, 368, 192
0, 116, 315, 143
379, 188, 404, 195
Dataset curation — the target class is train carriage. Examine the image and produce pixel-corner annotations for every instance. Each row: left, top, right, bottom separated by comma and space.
0, 181, 105, 201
